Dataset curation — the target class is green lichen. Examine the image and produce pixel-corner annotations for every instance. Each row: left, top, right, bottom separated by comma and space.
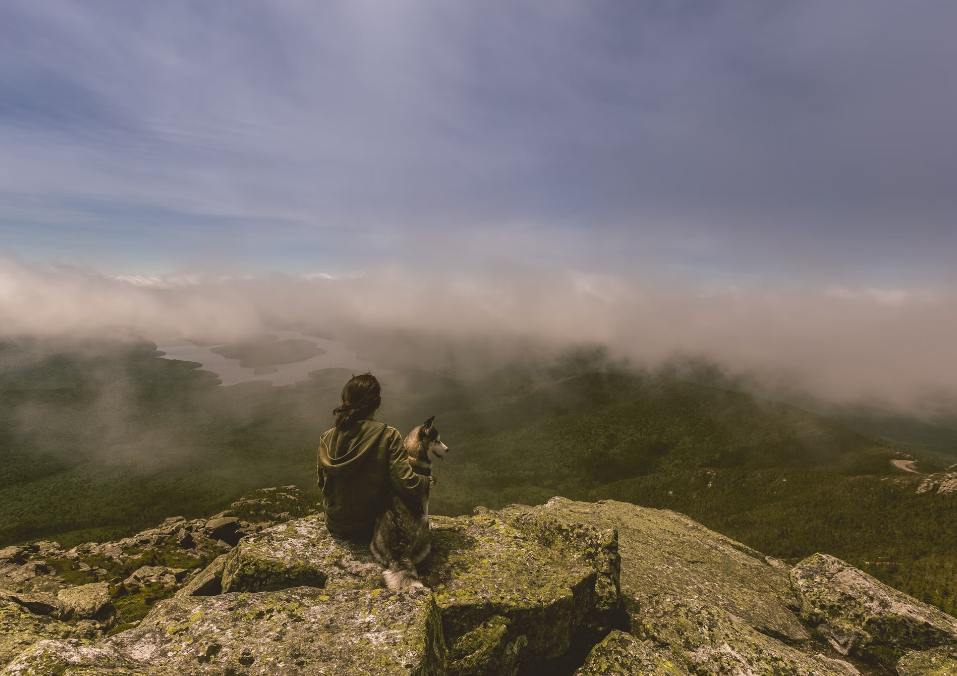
897, 646, 957, 676
574, 630, 689, 676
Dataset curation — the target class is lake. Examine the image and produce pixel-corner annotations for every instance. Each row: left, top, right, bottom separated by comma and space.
155, 331, 383, 386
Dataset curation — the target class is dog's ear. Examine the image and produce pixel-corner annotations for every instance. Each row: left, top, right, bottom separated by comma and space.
423, 416, 435, 429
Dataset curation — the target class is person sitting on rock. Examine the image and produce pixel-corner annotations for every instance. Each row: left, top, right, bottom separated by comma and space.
317, 372, 434, 539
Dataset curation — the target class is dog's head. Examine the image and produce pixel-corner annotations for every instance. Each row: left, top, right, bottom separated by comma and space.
417, 416, 449, 459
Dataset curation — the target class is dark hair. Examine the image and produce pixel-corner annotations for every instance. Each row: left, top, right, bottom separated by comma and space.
333, 373, 382, 431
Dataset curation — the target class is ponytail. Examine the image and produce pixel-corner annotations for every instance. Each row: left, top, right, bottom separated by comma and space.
333, 373, 381, 431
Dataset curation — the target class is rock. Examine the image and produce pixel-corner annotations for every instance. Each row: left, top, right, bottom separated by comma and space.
220, 519, 374, 593
174, 554, 230, 598
0, 591, 59, 616
3, 562, 47, 586
815, 654, 862, 675
204, 516, 241, 545
4, 587, 446, 675
638, 598, 846, 675
524, 498, 808, 642
791, 553, 957, 665
56, 582, 111, 620
498, 502, 622, 633
175, 528, 194, 549
917, 472, 957, 494
423, 512, 616, 675
121, 566, 188, 590
0, 599, 73, 667
897, 645, 957, 676
224, 511, 618, 675
574, 630, 689, 675
0, 548, 26, 565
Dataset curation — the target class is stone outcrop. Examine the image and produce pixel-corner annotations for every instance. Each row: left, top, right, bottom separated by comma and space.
791, 553, 957, 667
574, 630, 689, 676
3, 492, 957, 676
0, 485, 319, 646
4, 587, 445, 676
917, 471, 957, 494
56, 582, 111, 621
219, 509, 618, 675
174, 553, 231, 598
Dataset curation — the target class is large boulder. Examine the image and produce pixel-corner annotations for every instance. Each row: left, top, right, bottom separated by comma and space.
791, 553, 957, 666
56, 582, 111, 621
523, 499, 807, 636
574, 630, 689, 676
203, 516, 242, 545
422, 512, 617, 675
3, 587, 446, 676
220, 518, 378, 593
638, 596, 847, 675
522, 499, 861, 675
221, 510, 619, 676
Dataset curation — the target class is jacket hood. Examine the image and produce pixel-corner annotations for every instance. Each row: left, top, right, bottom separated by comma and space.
319, 420, 390, 477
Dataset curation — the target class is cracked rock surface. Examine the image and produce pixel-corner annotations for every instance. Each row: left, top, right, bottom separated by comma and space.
4, 587, 446, 676
791, 553, 957, 668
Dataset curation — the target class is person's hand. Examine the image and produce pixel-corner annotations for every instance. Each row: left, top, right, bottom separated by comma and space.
429, 475, 437, 488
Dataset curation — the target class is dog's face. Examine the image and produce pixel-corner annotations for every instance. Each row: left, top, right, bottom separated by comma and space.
419, 416, 449, 459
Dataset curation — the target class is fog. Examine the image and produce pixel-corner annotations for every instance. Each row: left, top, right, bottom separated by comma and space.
2, 256, 955, 408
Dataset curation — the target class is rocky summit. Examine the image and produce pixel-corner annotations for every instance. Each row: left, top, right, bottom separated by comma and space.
2, 492, 956, 675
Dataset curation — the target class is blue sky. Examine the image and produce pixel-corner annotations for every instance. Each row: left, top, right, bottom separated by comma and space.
1, 0, 956, 282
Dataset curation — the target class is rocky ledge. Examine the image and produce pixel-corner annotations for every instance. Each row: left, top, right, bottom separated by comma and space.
2, 495, 956, 675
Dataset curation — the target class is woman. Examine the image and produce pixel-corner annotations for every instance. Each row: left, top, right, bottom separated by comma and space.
316, 373, 433, 539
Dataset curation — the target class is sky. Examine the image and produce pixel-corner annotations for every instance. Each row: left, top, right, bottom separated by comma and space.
2, 0, 955, 280
2, 1, 957, 405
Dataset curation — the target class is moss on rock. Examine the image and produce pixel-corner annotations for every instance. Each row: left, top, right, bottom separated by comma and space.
0, 599, 75, 668
220, 518, 378, 593
4, 587, 446, 675
525, 498, 808, 642
421, 512, 617, 675
573, 630, 689, 676
791, 553, 957, 667
897, 645, 957, 676
635, 597, 847, 675
57, 583, 111, 621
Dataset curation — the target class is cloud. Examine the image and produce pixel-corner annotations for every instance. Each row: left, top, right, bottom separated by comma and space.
2, 256, 956, 407
1, 1, 956, 276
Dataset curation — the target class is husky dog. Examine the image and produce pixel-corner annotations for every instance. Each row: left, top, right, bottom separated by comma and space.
370, 416, 449, 589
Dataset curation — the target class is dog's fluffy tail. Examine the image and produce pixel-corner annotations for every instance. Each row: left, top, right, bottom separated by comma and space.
383, 558, 424, 590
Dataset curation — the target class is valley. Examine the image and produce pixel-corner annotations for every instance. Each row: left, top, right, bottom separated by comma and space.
1, 336, 955, 618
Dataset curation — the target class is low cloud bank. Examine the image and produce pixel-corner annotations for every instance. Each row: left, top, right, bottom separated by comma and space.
1, 257, 955, 407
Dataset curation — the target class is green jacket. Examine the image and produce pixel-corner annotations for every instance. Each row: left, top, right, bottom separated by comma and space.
317, 420, 428, 536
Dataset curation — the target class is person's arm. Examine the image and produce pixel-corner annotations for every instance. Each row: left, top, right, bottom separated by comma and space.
387, 429, 429, 501
316, 439, 325, 490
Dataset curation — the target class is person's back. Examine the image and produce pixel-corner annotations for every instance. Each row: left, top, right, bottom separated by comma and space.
317, 373, 429, 539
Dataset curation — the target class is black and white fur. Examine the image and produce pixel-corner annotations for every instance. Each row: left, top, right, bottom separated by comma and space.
370, 416, 449, 589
